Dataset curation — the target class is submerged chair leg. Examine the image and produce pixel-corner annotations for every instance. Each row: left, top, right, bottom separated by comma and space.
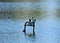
33, 25, 35, 33
23, 25, 26, 33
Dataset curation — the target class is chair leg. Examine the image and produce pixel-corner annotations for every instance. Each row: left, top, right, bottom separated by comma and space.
33, 25, 35, 33
23, 25, 26, 33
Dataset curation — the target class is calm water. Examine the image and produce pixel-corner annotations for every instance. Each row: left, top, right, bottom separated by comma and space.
0, 2, 60, 43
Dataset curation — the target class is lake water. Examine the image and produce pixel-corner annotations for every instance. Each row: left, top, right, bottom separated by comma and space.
0, 2, 60, 43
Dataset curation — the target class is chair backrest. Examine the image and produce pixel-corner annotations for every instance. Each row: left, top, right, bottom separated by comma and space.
32, 17, 36, 22
29, 19, 31, 22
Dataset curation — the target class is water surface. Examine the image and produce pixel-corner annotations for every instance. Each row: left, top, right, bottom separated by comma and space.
0, 2, 60, 43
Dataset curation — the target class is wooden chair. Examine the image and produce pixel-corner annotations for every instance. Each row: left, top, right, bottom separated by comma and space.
23, 18, 36, 33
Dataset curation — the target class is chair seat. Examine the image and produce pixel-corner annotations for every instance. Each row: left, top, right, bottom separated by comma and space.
26, 22, 34, 26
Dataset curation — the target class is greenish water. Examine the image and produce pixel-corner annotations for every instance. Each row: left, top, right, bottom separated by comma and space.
0, 2, 60, 43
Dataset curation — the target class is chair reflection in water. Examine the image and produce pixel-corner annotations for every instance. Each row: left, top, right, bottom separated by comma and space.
23, 17, 36, 34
